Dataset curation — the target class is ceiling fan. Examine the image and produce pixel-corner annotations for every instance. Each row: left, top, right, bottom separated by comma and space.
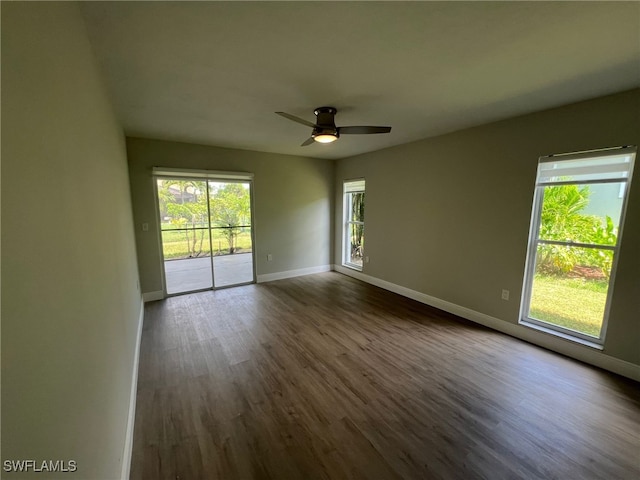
276, 107, 391, 146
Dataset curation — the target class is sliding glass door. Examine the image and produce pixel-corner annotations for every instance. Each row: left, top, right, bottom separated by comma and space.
158, 178, 212, 294
156, 175, 255, 295
208, 181, 254, 288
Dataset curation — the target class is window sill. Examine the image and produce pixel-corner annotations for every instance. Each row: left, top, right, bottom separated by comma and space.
519, 319, 604, 350
342, 263, 363, 272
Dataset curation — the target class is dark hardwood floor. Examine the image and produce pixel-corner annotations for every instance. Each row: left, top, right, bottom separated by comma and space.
131, 272, 640, 480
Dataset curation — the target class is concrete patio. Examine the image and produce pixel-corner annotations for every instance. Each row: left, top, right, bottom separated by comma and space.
164, 252, 254, 294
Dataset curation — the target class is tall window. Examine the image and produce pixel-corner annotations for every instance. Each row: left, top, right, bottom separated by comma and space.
521, 146, 636, 345
343, 179, 365, 270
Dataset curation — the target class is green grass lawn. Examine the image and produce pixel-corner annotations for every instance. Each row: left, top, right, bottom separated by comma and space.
529, 274, 609, 337
161, 229, 252, 259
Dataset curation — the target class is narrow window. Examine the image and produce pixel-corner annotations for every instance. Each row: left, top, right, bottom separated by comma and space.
343, 179, 365, 270
520, 146, 636, 345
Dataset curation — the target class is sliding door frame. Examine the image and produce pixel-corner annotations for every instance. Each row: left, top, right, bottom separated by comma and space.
153, 168, 256, 297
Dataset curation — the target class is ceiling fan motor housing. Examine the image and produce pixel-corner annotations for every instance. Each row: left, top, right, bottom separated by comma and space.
313, 107, 339, 137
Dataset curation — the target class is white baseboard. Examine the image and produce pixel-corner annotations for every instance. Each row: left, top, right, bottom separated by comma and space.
121, 299, 144, 479
334, 265, 640, 382
257, 264, 332, 283
142, 290, 164, 302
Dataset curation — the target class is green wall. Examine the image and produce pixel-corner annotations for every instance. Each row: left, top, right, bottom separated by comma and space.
2, 3, 142, 478
334, 89, 640, 368
126, 137, 334, 296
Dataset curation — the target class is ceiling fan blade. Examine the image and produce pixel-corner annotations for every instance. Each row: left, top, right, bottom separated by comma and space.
276, 112, 318, 129
301, 137, 315, 146
338, 126, 392, 135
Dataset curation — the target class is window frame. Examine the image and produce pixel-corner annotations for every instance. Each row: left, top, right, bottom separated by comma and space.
519, 146, 636, 347
343, 179, 365, 271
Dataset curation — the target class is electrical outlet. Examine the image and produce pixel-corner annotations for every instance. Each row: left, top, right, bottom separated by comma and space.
501, 289, 510, 301
365, 256, 370, 263
142, 222, 149, 231
267, 254, 273, 261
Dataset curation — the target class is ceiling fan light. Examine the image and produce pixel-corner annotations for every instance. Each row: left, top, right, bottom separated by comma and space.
314, 134, 337, 143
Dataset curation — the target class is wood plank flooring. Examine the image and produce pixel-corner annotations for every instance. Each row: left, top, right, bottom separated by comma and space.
131, 272, 640, 479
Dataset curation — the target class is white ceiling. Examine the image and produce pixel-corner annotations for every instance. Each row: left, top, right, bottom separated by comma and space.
81, 2, 640, 160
